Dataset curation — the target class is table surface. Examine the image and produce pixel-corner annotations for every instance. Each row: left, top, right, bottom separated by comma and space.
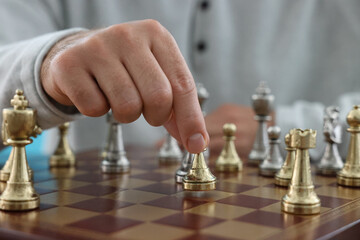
0, 146, 359, 240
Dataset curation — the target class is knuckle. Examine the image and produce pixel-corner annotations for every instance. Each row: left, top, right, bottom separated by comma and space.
51, 49, 78, 74
171, 72, 195, 96
83, 35, 108, 56
113, 98, 142, 123
108, 23, 135, 45
144, 19, 166, 34
147, 88, 172, 109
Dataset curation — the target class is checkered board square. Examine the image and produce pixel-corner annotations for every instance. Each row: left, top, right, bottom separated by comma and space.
0, 147, 359, 240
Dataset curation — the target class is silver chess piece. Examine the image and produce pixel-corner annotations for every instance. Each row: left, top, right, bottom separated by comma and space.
197, 82, 210, 160
101, 111, 130, 173
248, 82, 274, 165
158, 133, 183, 164
259, 126, 284, 177
316, 106, 343, 175
175, 152, 194, 183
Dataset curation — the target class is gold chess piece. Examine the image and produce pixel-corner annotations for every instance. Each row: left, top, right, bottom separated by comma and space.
49, 122, 75, 168
281, 129, 321, 215
0, 90, 42, 211
275, 132, 296, 187
337, 105, 360, 187
215, 123, 242, 172
183, 151, 216, 191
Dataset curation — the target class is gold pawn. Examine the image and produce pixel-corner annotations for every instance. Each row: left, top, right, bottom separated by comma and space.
281, 129, 321, 215
275, 132, 296, 187
216, 123, 242, 172
49, 122, 76, 168
337, 105, 360, 187
0, 90, 42, 211
183, 151, 216, 191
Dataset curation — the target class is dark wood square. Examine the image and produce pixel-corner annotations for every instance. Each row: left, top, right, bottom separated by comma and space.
218, 194, 279, 209
155, 213, 223, 230
144, 196, 208, 210
235, 210, 305, 228
66, 198, 133, 213
318, 195, 352, 208
66, 184, 119, 196
72, 173, 119, 183
67, 215, 141, 234
135, 183, 183, 195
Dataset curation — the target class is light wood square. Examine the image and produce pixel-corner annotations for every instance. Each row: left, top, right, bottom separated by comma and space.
186, 202, 256, 219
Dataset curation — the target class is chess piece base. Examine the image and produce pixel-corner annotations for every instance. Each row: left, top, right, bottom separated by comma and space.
101, 164, 130, 173
337, 174, 360, 187
183, 181, 216, 191
281, 201, 321, 215
259, 168, 278, 177
216, 164, 241, 172
49, 155, 76, 168
0, 197, 39, 211
175, 170, 187, 183
274, 176, 290, 187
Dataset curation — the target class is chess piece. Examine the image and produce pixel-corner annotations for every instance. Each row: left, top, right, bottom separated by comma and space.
158, 132, 182, 164
49, 122, 76, 168
215, 123, 242, 172
100, 113, 113, 159
248, 82, 274, 165
337, 105, 360, 187
259, 126, 284, 177
275, 132, 296, 187
281, 129, 321, 215
101, 111, 130, 173
183, 150, 216, 191
0, 90, 42, 211
197, 82, 210, 160
317, 106, 343, 175
175, 152, 194, 183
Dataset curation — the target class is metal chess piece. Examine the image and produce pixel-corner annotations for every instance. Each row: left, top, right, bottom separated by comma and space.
259, 126, 284, 177
100, 112, 113, 159
281, 129, 321, 215
337, 105, 360, 187
183, 150, 216, 191
275, 132, 296, 187
317, 106, 343, 175
197, 82, 210, 160
248, 82, 274, 165
215, 123, 242, 172
0, 90, 42, 211
101, 111, 130, 173
49, 122, 76, 168
175, 152, 194, 183
158, 133, 182, 164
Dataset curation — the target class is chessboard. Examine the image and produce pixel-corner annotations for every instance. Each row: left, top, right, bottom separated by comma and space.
0, 146, 360, 240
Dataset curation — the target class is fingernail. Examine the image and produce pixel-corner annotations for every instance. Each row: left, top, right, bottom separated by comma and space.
187, 133, 206, 153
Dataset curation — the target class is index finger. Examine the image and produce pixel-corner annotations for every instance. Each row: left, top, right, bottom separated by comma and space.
150, 26, 209, 153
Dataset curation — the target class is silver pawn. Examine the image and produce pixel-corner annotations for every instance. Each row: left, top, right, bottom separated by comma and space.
197, 82, 210, 160
158, 133, 183, 164
175, 152, 194, 183
101, 111, 130, 173
317, 106, 343, 175
259, 126, 284, 177
248, 82, 274, 165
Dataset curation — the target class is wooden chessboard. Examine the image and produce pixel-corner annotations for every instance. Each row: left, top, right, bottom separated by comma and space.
0, 146, 360, 240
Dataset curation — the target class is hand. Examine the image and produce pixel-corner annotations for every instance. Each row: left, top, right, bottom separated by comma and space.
205, 104, 275, 159
41, 20, 209, 153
